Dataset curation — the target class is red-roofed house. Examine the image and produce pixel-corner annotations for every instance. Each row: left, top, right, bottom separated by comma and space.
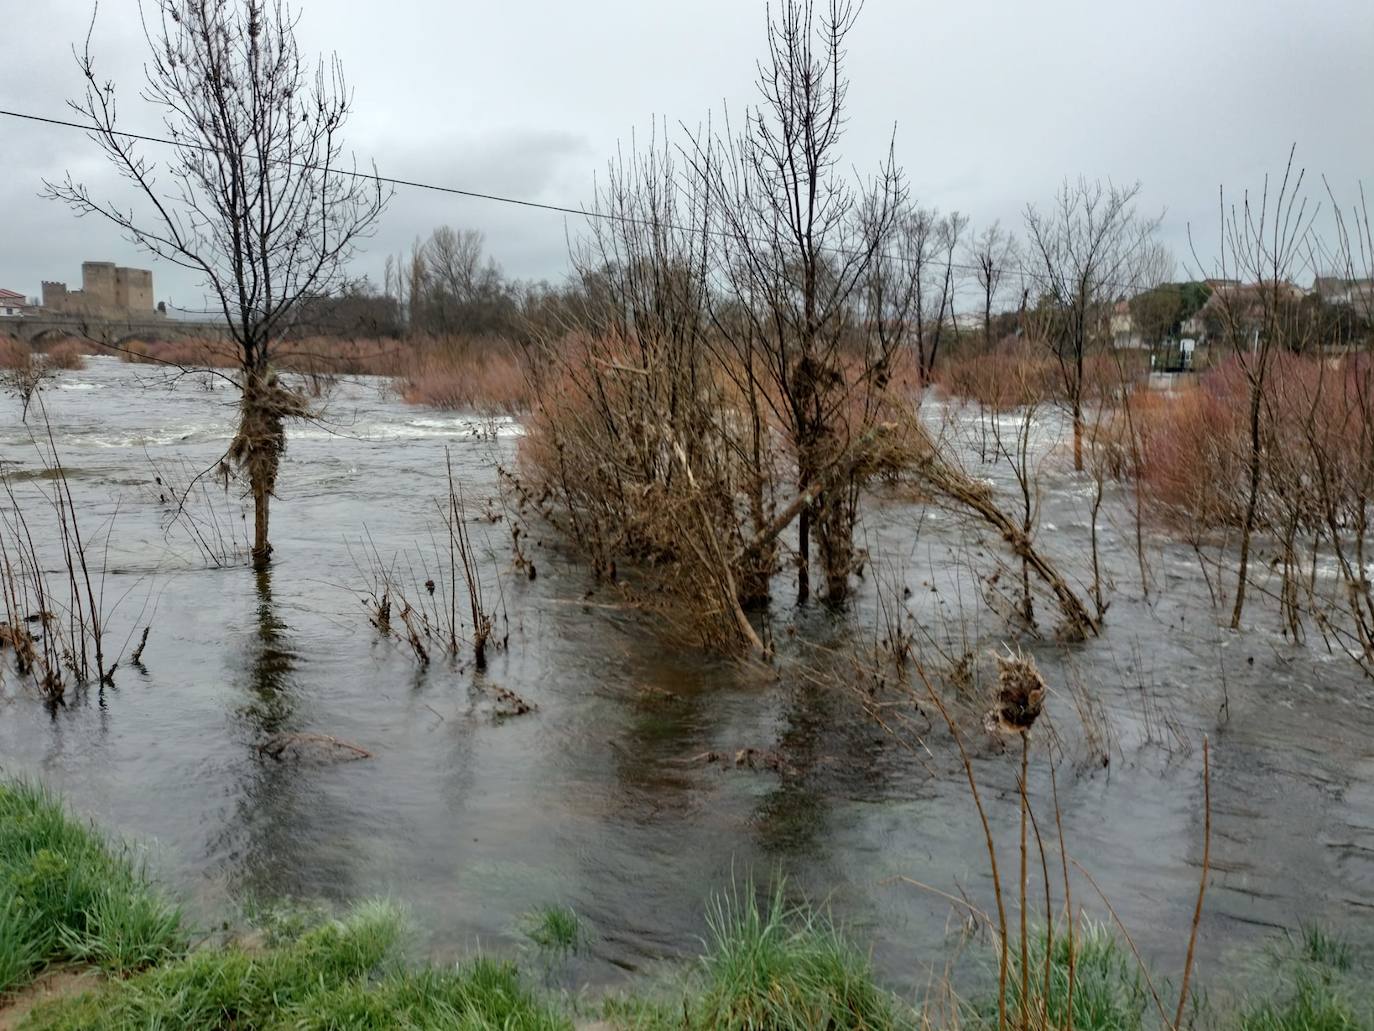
0, 289, 33, 317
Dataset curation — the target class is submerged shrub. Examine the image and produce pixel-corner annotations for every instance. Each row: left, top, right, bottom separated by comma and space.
1132, 353, 1374, 535
522, 904, 582, 955
112, 337, 240, 368
398, 334, 530, 413
0, 335, 30, 370
42, 339, 91, 370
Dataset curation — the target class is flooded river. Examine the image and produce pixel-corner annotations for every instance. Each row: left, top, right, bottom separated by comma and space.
2, 357, 1371, 997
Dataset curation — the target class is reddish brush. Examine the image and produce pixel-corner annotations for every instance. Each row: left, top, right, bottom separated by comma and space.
113, 337, 240, 367
104, 332, 531, 413
1132, 353, 1374, 532
398, 336, 530, 413
938, 345, 1147, 411
937, 348, 1059, 410
43, 338, 94, 370
0, 335, 31, 370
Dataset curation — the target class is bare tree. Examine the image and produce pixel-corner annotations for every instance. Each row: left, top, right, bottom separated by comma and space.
46, 0, 388, 568
927, 211, 969, 369
1191, 152, 1317, 628
895, 207, 968, 382
888, 208, 928, 381
966, 220, 1018, 348
1023, 178, 1160, 470
692, 0, 906, 602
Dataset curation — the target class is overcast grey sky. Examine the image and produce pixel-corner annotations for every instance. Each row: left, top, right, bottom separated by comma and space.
2, 0, 1371, 308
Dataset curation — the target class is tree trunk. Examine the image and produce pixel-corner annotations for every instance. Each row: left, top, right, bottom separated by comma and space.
1073, 345, 1085, 471
816, 491, 854, 601
252, 465, 272, 570
1231, 382, 1264, 629
797, 505, 811, 603
1072, 399, 1084, 472
237, 365, 281, 571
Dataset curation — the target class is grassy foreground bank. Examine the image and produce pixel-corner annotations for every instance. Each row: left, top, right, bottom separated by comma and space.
1, 779, 1370, 1030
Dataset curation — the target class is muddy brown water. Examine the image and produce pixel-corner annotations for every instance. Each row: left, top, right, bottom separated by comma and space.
1, 357, 1371, 999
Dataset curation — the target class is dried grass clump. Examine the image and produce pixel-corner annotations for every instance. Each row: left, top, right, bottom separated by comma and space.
228, 373, 313, 499
114, 337, 240, 368
984, 649, 1046, 735
398, 335, 530, 413
42, 338, 94, 370
0, 335, 30, 370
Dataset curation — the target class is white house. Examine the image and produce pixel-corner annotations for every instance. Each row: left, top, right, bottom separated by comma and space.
1110, 301, 1146, 348
0, 288, 32, 317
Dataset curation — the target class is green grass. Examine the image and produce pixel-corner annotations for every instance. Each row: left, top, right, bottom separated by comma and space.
1295, 925, 1356, 973
0, 779, 184, 996
604, 881, 915, 1030
1234, 927, 1371, 1031
20, 902, 569, 1030
522, 904, 583, 956
977, 920, 1149, 1031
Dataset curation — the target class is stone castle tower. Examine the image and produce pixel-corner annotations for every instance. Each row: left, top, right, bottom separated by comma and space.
41, 261, 156, 315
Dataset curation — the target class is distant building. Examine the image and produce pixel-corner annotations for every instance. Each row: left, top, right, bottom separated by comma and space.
1196, 280, 1304, 325
41, 261, 158, 316
0, 288, 33, 317
1110, 301, 1145, 348
1312, 275, 1374, 316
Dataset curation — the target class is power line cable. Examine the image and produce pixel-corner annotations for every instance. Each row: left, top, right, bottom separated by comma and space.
1, 105, 1186, 300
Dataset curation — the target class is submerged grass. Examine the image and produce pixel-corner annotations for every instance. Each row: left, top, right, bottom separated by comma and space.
522, 904, 582, 955
1234, 927, 1371, 1031
0, 779, 184, 997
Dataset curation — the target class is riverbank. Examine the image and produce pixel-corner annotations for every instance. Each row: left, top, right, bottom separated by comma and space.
1, 778, 1367, 1030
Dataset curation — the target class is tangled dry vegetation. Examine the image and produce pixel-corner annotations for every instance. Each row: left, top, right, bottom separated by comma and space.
353, 452, 509, 674
0, 442, 144, 705
0, 337, 97, 420
1126, 352, 1374, 672
498, 0, 1109, 656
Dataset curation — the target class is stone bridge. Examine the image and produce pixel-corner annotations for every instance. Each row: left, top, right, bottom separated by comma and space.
3, 313, 227, 348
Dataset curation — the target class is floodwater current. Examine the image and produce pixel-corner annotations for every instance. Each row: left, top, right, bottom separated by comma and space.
2, 356, 1372, 998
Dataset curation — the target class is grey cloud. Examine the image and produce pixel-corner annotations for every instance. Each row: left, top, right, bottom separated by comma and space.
3, 0, 1371, 304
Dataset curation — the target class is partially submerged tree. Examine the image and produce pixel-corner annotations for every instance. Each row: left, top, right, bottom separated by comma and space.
694, 0, 906, 602
47, 0, 388, 568
1190, 152, 1318, 629
1023, 178, 1160, 470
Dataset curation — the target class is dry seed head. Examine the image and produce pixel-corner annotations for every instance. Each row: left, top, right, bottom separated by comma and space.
983, 648, 1047, 736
